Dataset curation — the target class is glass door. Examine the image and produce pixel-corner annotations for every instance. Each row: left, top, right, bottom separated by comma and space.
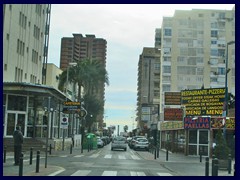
6, 112, 26, 137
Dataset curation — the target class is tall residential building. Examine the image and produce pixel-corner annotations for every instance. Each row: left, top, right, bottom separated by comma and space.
3, 4, 51, 84
159, 7, 235, 116
59, 34, 107, 129
137, 47, 161, 134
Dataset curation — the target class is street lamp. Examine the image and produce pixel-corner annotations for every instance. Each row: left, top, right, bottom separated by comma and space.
223, 41, 235, 139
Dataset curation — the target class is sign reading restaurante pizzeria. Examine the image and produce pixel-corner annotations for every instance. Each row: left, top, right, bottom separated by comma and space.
181, 88, 225, 116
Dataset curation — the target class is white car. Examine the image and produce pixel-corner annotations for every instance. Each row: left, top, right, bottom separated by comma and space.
111, 136, 127, 151
133, 138, 149, 151
97, 137, 104, 148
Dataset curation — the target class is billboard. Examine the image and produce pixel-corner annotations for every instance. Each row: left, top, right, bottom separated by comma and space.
164, 108, 183, 121
181, 88, 225, 116
165, 92, 181, 105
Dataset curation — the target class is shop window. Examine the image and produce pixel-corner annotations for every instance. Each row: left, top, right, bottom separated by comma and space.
7, 95, 27, 111
189, 130, 197, 143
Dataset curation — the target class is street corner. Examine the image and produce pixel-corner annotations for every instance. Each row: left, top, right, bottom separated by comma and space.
24, 165, 65, 176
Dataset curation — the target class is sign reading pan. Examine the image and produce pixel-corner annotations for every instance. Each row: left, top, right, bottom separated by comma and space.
181, 88, 225, 116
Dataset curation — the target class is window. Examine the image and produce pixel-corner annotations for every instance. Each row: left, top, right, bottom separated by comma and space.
6, 33, 9, 40
163, 66, 171, 73
211, 49, 218, 56
218, 67, 225, 75
7, 95, 27, 111
162, 85, 171, 92
154, 63, 160, 71
211, 30, 218, 38
164, 28, 172, 36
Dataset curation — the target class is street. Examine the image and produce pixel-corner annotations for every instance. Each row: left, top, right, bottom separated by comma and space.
46, 144, 173, 176
3, 143, 234, 176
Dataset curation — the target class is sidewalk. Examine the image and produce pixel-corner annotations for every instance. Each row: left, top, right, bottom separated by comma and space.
135, 149, 235, 176
3, 146, 96, 176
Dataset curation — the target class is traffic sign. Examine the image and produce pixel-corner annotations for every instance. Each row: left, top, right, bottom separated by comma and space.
60, 113, 68, 129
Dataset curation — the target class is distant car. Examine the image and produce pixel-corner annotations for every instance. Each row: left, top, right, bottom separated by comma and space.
111, 136, 127, 151
129, 136, 145, 149
133, 138, 149, 151
97, 137, 104, 148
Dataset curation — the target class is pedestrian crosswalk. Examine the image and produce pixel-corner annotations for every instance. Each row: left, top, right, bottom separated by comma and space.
73, 153, 141, 160
49, 169, 173, 176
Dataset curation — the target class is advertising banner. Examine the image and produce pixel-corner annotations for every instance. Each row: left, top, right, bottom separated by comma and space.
164, 108, 183, 121
184, 116, 210, 129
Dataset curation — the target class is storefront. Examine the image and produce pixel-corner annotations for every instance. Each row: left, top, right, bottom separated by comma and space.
3, 82, 81, 141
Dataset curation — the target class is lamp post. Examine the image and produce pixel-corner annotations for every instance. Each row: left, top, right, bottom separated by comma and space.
63, 62, 77, 151
223, 41, 235, 139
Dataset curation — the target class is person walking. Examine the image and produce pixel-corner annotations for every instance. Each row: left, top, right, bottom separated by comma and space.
13, 126, 23, 166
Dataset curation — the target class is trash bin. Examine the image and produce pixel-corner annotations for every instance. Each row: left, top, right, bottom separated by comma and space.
83, 133, 97, 150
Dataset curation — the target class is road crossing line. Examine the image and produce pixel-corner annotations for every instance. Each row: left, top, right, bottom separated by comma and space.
71, 170, 91, 176
102, 171, 117, 176
104, 154, 112, 159
131, 155, 140, 160
74, 155, 84, 158
157, 172, 173, 176
48, 169, 65, 176
130, 171, 146, 176
118, 155, 126, 159
89, 154, 99, 158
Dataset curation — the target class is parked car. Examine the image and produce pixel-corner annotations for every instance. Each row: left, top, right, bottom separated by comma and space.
111, 136, 127, 151
129, 136, 145, 149
133, 138, 149, 151
97, 137, 104, 148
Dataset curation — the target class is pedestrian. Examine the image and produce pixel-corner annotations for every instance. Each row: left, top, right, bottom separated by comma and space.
13, 126, 23, 166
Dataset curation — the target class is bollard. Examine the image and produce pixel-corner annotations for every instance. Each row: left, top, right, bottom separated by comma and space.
49, 144, 52, 155
234, 163, 235, 176
30, 147, 33, 165
228, 154, 232, 174
200, 152, 202, 163
70, 144, 72, 154
36, 150, 40, 173
212, 158, 218, 176
4, 146, 6, 163
154, 148, 157, 159
211, 155, 215, 176
166, 149, 169, 161
205, 157, 209, 176
19, 153, 24, 176
157, 147, 159, 158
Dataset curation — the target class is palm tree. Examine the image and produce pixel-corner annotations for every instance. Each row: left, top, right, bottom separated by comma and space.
58, 59, 109, 101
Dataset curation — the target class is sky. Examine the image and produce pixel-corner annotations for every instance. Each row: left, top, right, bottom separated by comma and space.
48, 4, 235, 134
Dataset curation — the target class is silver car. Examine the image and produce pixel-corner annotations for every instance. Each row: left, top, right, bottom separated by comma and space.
111, 136, 127, 151
133, 138, 149, 151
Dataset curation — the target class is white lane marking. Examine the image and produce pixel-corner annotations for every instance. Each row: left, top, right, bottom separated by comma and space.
131, 155, 140, 160
157, 172, 173, 176
60, 155, 68, 157
104, 154, 112, 159
74, 155, 84, 158
48, 169, 65, 176
130, 171, 146, 176
89, 154, 99, 158
71, 170, 91, 176
118, 155, 126, 159
102, 171, 117, 176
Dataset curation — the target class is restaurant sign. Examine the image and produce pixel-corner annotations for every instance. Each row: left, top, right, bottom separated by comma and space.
184, 116, 210, 129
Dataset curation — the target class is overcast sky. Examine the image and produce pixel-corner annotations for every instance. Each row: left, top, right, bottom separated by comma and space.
48, 4, 235, 133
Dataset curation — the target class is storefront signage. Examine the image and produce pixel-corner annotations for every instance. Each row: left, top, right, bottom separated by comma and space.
181, 88, 225, 116
165, 92, 181, 105
211, 117, 235, 129
62, 101, 81, 113
164, 108, 183, 121
160, 121, 183, 131
184, 117, 210, 129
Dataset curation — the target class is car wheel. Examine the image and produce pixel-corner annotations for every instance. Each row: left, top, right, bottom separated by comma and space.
124, 148, 127, 151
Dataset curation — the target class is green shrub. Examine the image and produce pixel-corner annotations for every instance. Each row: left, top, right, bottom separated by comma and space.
213, 129, 230, 160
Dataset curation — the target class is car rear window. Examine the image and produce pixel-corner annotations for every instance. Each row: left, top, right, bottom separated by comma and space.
137, 138, 148, 142
114, 137, 125, 141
